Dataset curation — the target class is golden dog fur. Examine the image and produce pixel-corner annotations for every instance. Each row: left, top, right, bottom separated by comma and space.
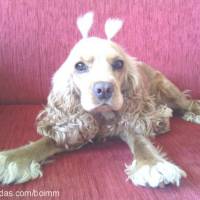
0, 12, 200, 187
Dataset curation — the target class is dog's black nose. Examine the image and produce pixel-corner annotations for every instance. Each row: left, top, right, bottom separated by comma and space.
93, 81, 114, 100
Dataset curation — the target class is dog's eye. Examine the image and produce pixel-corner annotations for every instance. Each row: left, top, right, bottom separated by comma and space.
112, 60, 124, 70
75, 62, 88, 72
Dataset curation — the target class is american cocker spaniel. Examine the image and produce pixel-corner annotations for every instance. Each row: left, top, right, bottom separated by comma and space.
0, 12, 200, 188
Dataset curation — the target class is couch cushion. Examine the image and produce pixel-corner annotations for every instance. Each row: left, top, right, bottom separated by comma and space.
0, 0, 200, 104
0, 105, 200, 199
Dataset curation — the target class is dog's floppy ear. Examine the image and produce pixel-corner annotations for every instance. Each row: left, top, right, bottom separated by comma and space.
48, 60, 79, 113
36, 59, 80, 144
104, 18, 123, 40
123, 56, 144, 97
77, 11, 94, 38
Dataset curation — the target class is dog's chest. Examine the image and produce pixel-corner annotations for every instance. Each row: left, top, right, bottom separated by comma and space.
94, 111, 119, 137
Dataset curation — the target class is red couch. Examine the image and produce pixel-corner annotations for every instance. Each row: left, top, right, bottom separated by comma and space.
0, 1, 200, 199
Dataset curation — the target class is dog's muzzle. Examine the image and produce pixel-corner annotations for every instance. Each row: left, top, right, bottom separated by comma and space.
93, 81, 114, 101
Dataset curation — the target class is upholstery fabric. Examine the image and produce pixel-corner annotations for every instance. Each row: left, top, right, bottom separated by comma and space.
0, 0, 200, 104
0, 105, 200, 199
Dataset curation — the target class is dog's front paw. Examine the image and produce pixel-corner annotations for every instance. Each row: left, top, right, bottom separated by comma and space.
0, 150, 42, 185
125, 160, 186, 188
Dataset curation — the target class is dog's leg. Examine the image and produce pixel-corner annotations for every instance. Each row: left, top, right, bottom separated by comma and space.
0, 137, 64, 185
152, 73, 200, 124
152, 105, 173, 135
120, 133, 186, 188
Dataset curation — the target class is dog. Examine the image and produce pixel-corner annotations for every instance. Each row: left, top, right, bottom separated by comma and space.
0, 12, 200, 188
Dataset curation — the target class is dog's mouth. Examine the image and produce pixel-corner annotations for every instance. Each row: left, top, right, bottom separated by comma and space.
89, 94, 124, 113
81, 91, 124, 113
92, 103, 113, 113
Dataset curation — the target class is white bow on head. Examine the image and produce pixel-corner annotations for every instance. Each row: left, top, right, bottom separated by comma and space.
76, 11, 123, 40
104, 18, 123, 40
76, 11, 94, 38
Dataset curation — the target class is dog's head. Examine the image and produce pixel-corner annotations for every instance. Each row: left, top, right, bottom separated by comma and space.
51, 12, 141, 113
